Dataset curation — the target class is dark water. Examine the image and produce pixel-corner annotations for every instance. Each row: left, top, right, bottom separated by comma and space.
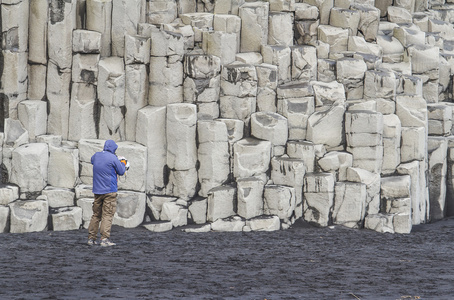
1, 218, 454, 300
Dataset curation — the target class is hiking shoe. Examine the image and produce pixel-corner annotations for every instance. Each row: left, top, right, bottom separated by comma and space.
87, 239, 98, 246
100, 238, 116, 247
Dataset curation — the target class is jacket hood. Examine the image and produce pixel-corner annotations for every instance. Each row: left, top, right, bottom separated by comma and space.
103, 140, 118, 154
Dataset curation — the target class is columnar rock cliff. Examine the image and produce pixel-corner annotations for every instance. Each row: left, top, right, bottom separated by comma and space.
1, 0, 454, 234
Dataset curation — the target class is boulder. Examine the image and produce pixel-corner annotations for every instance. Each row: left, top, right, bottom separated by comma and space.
9, 199, 48, 233
239, 2, 269, 52
113, 191, 146, 228
234, 138, 271, 180
188, 198, 207, 224
268, 12, 294, 47
143, 221, 173, 232
264, 185, 296, 222
207, 185, 236, 222
261, 45, 291, 84
251, 112, 288, 146
76, 198, 94, 229
333, 182, 367, 229
146, 195, 177, 221
247, 215, 281, 231
303, 172, 335, 227
318, 151, 353, 181
211, 216, 245, 232
50, 206, 83, 231
347, 167, 381, 215
287, 141, 316, 173
47, 145, 79, 189
42, 187, 75, 208
161, 201, 188, 227
10, 143, 48, 193
17, 100, 47, 142
0, 184, 19, 206
125, 35, 151, 65
237, 177, 265, 219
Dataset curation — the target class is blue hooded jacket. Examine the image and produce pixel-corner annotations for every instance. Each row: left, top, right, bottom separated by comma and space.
91, 140, 126, 194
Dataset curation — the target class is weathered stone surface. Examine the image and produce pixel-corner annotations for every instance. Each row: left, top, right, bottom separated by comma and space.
28, 64, 47, 100
382, 114, 402, 175
42, 186, 75, 208
188, 198, 207, 224
291, 46, 317, 82
318, 25, 348, 54
0, 184, 19, 206
180, 13, 213, 44
387, 6, 412, 23
237, 177, 264, 219
48, 145, 79, 189
364, 213, 394, 233
427, 104, 452, 136
0, 206, 10, 233
146, 0, 177, 25
311, 80, 345, 111
347, 167, 381, 215
234, 138, 271, 180
264, 184, 295, 222
211, 216, 245, 231
98, 57, 125, 107
48, 0, 76, 69
330, 7, 360, 36
146, 195, 177, 221
10, 143, 48, 193
303, 172, 335, 227
17, 100, 47, 142
247, 215, 281, 231
268, 12, 294, 47
166, 168, 198, 200
76, 197, 93, 229
213, 14, 241, 51
116, 141, 147, 192
51, 206, 82, 231
251, 112, 288, 146
166, 103, 197, 170
318, 151, 353, 181
304, 0, 333, 25
239, 2, 269, 52
149, 56, 184, 106
395, 95, 427, 128
256, 63, 278, 112
111, 0, 142, 57
351, 4, 380, 42
113, 191, 146, 228
262, 45, 291, 84
306, 104, 345, 150
125, 64, 148, 141
202, 31, 237, 65
86, 0, 112, 57
9, 199, 48, 233
364, 70, 396, 100
29, 0, 47, 63
68, 84, 97, 141
333, 182, 367, 229
401, 127, 426, 163
72, 29, 101, 54
381, 175, 411, 203
160, 201, 188, 227
428, 137, 448, 222
207, 185, 236, 222
287, 140, 316, 172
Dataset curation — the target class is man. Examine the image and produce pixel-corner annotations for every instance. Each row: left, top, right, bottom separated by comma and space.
87, 140, 127, 247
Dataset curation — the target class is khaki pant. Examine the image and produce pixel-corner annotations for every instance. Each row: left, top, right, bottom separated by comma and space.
88, 192, 117, 240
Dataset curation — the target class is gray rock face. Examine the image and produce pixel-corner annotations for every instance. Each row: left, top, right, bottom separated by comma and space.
113, 191, 146, 228
9, 199, 48, 233
51, 206, 83, 231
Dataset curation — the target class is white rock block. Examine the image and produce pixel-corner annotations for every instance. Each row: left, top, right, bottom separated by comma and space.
407, 44, 440, 75
318, 151, 353, 181
198, 121, 230, 197
76, 197, 93, 229
166, 168, 198, 200
427, 104, 452, 136
304, 172, 335, 193
78, 139, 104, 163
393, 212, 412, 234
237, 177, 264, 219
124, 34, 150, 65
11, 143, 48, 193
46, 61, 71, 139
125, 64, 148, 141
329, 7, 360, 36
188, 198, 207, 224
29, 0, 47, 64
99, 105, 124, 140
277, 93, 314, 140
346, 167, 381, 215
75, 185, 93, 200
160, 201, 188, 227
116, 141, 148, 192
428, 137, 448, 222
143, 221, 173, 232
251, 112, 288, 146
42, 186, 75, 208
28, 64, 47, 100
48, 145, 79, 189
234, 138, 271, 180
401, 127, 426, 163
149, 25, 185, 58
0, 184, 19, 206
295, 19, 319, 45
136, 106, 167, 194
333, 182, 367, 228
271, 157, 306, 187
311, 80, 346, 111
395, 94, 427, 128
397, 161, 421, 225
72, 54, 99, 84
48, 0, 76, 69
247, 215, 281, 231
383, 197, 411, 216
351, 4, 380, 42
364, 69, 397, 100
86, 0, 112, 57
287, 140, 316, 173
364, 213, 394, 233
146, 195, 177, 221
72, 29, 101, 54
202, 31, 237, 65
183, 54, 221, 80
146, 0, 177, 25
376, 35, 405, 63
9, 199, 48, 233
68, 85, 97, 141
217, 119, 244, 144
268, 12, 294, 47
394, 25, 426, 48
17, 100, 47, 142
294, 3, 318, 20
387, 6, 412, 23
221, 63, 257, 97
111, 0, 142, 57
207, 185, 236, 222
161, 23, 195, 51
264, 185, 295, 222
213, 14, 241, 50
0, 206, 9, 233
306, 104, 345, 150
304, 0, 332, 24
291, 46, 317, 82
303, 191, 333, 227
239, 2, 269, 52
345, 110, 384, 134
113, 191, 146, 228
381, 175, 411, 201
318, 25, 348, 54
211, 216, 245, 231
166, 103, 197, 170
98, 57, 125, 107
261, 45, 291, 84
348, 37, 382, 58
148, 56, 183, 106
51, 206, 82, 231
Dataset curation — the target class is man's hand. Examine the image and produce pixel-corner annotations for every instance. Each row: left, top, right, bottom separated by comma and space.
118, 156, 130, 170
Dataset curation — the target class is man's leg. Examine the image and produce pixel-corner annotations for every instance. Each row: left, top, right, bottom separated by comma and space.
100, 192, 117, 240
88, 194, 104, 240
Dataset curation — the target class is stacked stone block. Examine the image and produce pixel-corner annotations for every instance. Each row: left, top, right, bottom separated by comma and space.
3, 0, 454, 234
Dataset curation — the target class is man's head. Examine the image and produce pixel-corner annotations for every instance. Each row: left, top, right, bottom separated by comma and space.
103, 140, 118, 154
